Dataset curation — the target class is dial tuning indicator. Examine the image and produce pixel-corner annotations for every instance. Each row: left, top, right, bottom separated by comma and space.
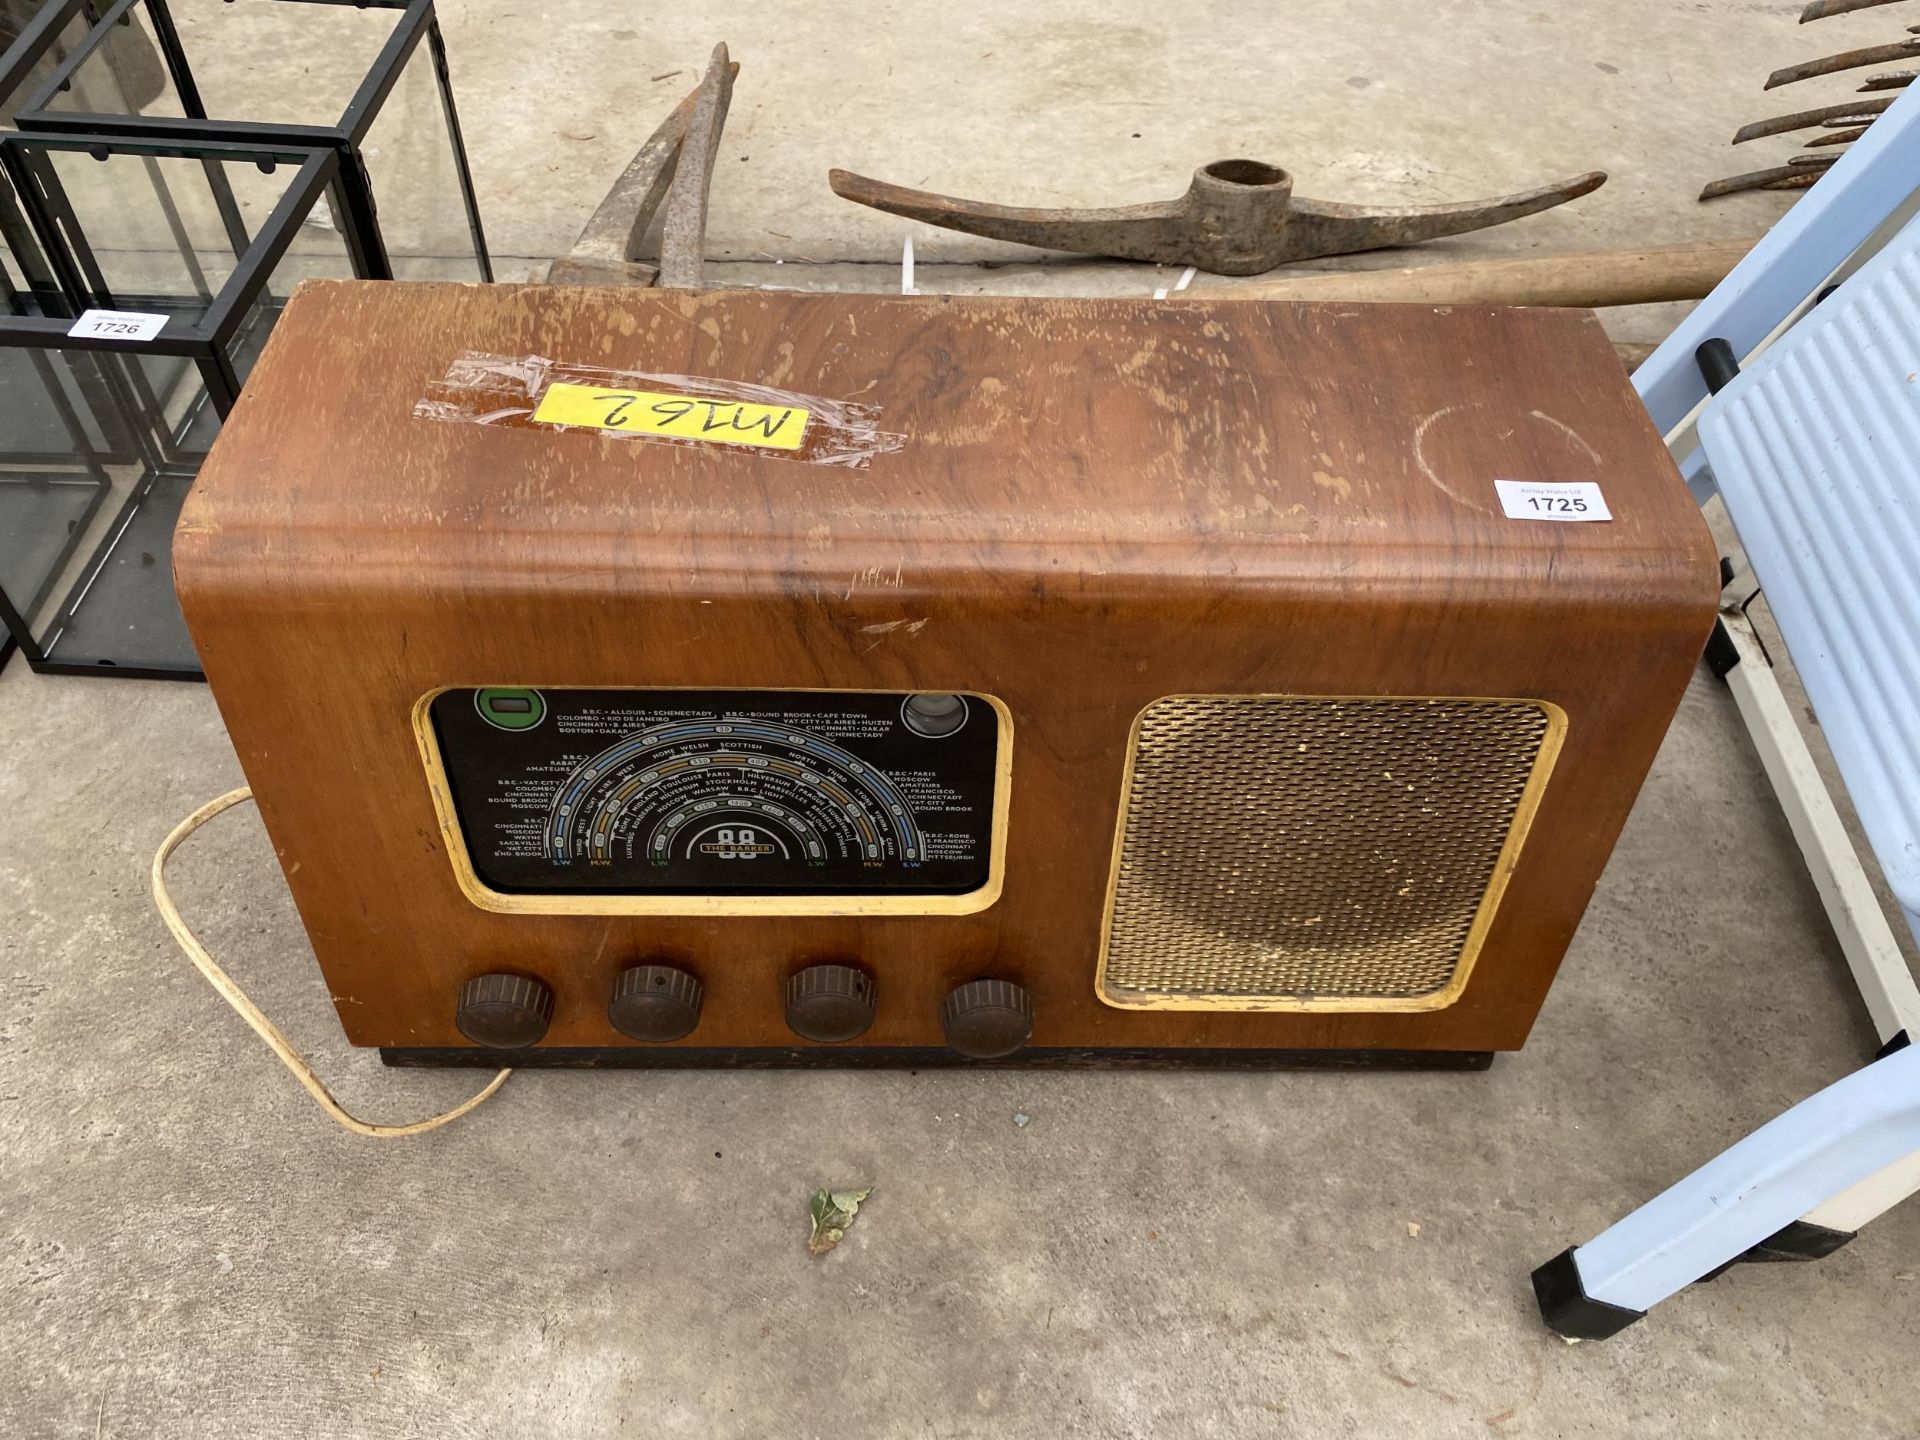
429, 688, 1000, 898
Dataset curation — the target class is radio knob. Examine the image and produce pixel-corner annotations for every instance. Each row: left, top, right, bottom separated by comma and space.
784, 964, 875, 1043
455, 972, 554, 1049
609, 964, 704, 1042
942, 979, 1034, 1059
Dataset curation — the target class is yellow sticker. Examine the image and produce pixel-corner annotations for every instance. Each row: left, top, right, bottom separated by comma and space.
531, 381, 810, 450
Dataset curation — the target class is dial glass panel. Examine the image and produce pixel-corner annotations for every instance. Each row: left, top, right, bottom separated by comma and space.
428, 688, 1001, 896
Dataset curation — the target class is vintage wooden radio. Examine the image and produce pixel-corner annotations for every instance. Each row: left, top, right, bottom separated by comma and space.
174, 280, 1716, 1069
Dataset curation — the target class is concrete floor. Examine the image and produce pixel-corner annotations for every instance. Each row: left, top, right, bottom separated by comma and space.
9, 1, 1920, 1436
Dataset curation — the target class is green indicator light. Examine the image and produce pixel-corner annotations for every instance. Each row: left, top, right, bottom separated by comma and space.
476, 687, 546, 731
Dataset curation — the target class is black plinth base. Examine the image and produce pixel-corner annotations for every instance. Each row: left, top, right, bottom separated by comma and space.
381, 1044, 1497, 1072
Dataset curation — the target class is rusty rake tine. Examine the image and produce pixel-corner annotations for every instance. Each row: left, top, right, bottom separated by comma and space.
1767, 38, 1920, 89
1701, 158, 1835, 200
1800, 0, 1910, 19
1734, 96, 1894, 142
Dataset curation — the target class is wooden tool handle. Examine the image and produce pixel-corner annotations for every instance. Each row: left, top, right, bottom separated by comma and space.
1206, 240, 1756, 309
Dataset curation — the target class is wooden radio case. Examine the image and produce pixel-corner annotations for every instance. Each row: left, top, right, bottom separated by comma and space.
174, 281, 1717, 1069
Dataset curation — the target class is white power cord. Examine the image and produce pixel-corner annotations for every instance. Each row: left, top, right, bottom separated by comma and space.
152, 786, 510, 1138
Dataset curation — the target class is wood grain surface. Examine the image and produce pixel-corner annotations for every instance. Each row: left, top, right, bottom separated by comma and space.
174, 281, 1718, 1056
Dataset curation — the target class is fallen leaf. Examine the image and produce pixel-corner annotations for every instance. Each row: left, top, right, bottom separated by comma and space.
808, 1185, 873, 1257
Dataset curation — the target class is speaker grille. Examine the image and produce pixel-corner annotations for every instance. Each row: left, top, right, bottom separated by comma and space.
1098, 696, 1561, 1011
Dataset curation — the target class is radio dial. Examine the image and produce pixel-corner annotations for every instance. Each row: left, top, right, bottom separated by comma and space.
455, 972, 554, 1049
942, 979, 1034, 1059
784, 964, 876, 1042
609, 964, 704, 1042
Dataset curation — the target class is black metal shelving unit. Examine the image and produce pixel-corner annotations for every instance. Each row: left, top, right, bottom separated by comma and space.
0, 0, 491, 677
0, 139, 352, 676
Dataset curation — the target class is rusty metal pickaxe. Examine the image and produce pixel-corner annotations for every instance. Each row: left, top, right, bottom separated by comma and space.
829, 159, 1606, 276
546, 43, 735, 290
